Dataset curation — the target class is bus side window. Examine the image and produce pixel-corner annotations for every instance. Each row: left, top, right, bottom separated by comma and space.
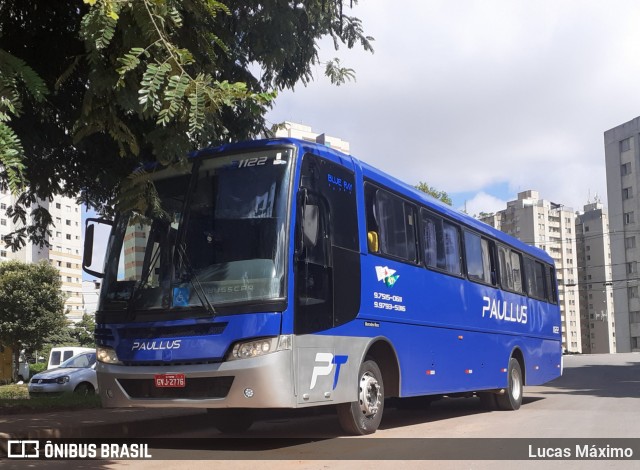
510, 250, 524, 293
365, 185, 417, 263
365, 184, 380, 253
421, 209, 462, 275
484, 238, 498, 285
497, 245, 524, 294
498, 245, 513, 290
524, 257, 547, 300
545, 265, 558, 304
534, 261, 547, 300
464, 231, 494, 285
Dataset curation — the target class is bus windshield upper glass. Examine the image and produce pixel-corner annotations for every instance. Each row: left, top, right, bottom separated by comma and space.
102, 148, 293, 314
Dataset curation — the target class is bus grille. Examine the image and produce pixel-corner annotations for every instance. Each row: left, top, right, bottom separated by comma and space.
117, 323, 228, 339
118, 376, 234, 399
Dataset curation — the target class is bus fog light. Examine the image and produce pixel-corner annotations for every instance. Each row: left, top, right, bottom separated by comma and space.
244, 388, 254, 398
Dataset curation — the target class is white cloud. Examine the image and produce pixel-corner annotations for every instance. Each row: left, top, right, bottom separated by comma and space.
267, 0, 640, 213
458, 192, 508, 217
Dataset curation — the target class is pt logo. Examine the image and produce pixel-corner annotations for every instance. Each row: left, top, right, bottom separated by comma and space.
310, 353, 348, 390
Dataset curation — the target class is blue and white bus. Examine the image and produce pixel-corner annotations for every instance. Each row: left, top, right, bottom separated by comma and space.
83, 138, 562, 435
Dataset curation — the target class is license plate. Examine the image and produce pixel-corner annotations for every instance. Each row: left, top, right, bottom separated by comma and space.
154, 373, 186, 388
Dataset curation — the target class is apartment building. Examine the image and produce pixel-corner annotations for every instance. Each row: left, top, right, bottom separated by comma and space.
0, 189, 84, 322
481, 190, 582, 353
604, 116, 640, 352
575, 201, 616, 353
274, 121, 350, 154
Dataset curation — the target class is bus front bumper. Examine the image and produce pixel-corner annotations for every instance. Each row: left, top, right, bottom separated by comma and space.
97, 350, 295, 409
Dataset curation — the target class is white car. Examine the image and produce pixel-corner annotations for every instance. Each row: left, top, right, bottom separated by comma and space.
28, 352, 98, 397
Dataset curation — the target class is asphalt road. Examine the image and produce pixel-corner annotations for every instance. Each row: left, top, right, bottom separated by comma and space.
4, 353, 640, 469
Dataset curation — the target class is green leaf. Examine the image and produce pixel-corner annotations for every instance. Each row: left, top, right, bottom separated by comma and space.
139, 62, 171, 112
187, 75, 206, 134
325, 58, 356, 86
0, 122, 27, 194
157, 73, 189, 125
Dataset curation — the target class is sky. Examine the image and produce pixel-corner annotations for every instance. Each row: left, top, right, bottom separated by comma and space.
265, 0, 640, 216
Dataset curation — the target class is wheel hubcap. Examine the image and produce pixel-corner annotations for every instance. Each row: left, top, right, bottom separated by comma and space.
358, 371, 381, 417
511, 369, 522, 401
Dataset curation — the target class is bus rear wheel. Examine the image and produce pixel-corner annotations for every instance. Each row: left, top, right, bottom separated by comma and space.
496, 358, 523, 411
207, 409, 254, 433
337, 359, 384, 435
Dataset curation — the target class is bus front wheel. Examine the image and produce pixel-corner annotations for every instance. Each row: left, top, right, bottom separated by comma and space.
337, 359, 384, 435
496, 358, 523, 411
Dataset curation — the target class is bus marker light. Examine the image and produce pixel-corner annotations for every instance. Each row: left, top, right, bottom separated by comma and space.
426, 370, 436, 375
500, 368, 507, 373
534, 365, 540, 370
244, 388, 254, 398
465, 369, 473, 374
458, 335, 464, 340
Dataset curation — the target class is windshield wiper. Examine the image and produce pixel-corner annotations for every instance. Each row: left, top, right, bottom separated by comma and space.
126, 242, 162, 320
127, 222, 162, 320
175, 242, 217, 318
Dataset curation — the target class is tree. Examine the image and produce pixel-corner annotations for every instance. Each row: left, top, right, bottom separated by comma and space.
415, 181, 453, 206
0, 261, 67, 381
69, 313, 96, 347
0, 0, 373, 248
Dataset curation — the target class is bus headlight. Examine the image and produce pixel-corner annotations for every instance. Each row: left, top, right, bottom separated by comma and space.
97, 346, 122, 365
228, 335, 292, 361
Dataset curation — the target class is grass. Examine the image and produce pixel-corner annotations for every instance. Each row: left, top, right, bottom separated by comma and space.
0, 384, 102, 414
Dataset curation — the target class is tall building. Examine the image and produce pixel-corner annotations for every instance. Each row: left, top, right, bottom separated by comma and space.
82, 280, 102, 315
575, 201, 616, 353
481, 190, 582, 353
274, 121, 350, 154
0, 189, 84, 322
604, 116, 640, 352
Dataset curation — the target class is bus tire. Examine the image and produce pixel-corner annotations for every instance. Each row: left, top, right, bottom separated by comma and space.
496, 358, 523, 411
207, 409, 254, 433
337, 359, 384, 435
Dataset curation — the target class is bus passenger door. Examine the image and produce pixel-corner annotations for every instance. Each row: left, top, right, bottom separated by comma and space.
294, 154, 361, 335
293, 154, 361, 402
295, 189, 333, 334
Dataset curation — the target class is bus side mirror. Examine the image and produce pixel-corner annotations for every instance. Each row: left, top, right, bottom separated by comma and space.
83, 218, 113, 278
367, 231, 379, 253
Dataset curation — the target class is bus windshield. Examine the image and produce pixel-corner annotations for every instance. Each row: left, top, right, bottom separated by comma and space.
102, 148, 293, 314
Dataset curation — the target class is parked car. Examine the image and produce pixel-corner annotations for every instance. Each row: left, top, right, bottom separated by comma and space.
47, 347, 95, 369
28, 352, 98, 397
